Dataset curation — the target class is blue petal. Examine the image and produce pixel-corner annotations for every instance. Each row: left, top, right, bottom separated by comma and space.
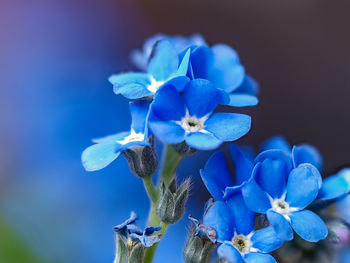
185, 132, 222, 150
234, 75, 259, 95
317, 168, 350, 201
251, 226, 284, 253
129, 101, 150, 134
226, 94, 258, 107
150, 84, 185, 121
148, 121, 185, 144
114, 211, 138, 236
81, 141, 123, 171
254, 155, 290, 198
205, 113, 251, 142
109, 72, 153, 99
225, 186, 255, 235
242, 169, 271, 214
172, 48, 191, 77
208, 44, 244, 92
212, 44, 240, 65
289, 210, 328, 242
92, 132, 129, 144
190, 46, 214, 78
183, 79, 222, 118
208, 64, 245, 93
203, 201, 234, 242
217, 244, 243, 263
165, 75, 190, 92
229, 144, 254, 185
292, 144, 323, 171
266, 210, 293, 241
147, 40, 179, 81
144, 226, 161, 236
244, 252, 277, 263
200, 152, 233, 201
286, 164, 320, 209
260, 136, 291, 153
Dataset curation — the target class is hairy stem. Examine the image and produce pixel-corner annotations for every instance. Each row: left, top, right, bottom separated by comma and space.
143, 176, 158, 204
144, 144, 184, 263
159, 144, 183, 186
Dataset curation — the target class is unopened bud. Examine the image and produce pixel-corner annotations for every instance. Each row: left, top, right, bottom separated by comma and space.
183, 226, 216, 263
114, 235, 145, 263
173, 142, 197, 156
327, 220, 350, 246
122, 137, 158, 178
156, 178, 190, 224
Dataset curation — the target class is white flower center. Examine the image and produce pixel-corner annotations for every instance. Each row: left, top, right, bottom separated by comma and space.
177, 111, 208, 133
117, 130, 145, 145
271, 199, 291, 215
147, 77, 165, 93
232, 234, 252, 255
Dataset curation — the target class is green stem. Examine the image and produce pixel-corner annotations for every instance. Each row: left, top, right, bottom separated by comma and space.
159, 144, 183, 186
143, 176, 158, 203
143, 144, 184, 263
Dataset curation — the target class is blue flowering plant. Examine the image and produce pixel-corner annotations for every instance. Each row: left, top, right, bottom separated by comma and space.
82, 34, 350, 263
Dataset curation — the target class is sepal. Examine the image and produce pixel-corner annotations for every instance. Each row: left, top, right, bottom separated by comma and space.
156, 177, 190, 224
183, 227, 216, 263
122, 136, 158, 178
114, 235, 145, 263
172, 141, 198, 156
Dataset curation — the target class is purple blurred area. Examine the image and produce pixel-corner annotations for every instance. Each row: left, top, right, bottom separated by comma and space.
1, 0, 350, 262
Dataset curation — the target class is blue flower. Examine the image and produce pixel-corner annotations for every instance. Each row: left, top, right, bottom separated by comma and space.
190, 44, 259, 107
109, 40, 191, 100
203, 196, 283, 263
131, 33, 206, 70
242, 149, 328, 242
148, 79, 251, 150
200, 145, 253, 201
317, 168, 350, 205
129, 34, 259, 108
261, 135, 323, 171
114, 211, 161, 247
81, 101, 150, 171
261, 136, 350, 205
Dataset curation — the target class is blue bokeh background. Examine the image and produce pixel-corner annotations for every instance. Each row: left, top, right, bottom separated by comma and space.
1, 0, 350, 262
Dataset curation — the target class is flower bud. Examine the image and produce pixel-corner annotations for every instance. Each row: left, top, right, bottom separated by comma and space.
172, 142, 197, 156
183, 226, 216, 263
114, 235, 145, 263
156, 178, 190, 224
327, 220, 350, 246
122, 137, 158, 178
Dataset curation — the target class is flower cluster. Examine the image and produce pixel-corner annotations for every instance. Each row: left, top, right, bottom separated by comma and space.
197, 136, 350, 262
82, 34, 350, 263
82, 33, 258, 174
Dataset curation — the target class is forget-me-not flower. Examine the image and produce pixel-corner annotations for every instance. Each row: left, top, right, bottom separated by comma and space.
114, 211, 161, 247
81, 101, 150, 171
131, 33, 206, 70
200, 145, 253, 201
242, 149, 328, 242
204, 197, 283, 263
109, 40, 191, 100
190, 44, 259, 107
148, 79, 251, 150
261, 136, 350, 205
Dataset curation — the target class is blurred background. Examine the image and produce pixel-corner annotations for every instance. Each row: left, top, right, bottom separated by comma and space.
1, 0, 350, 262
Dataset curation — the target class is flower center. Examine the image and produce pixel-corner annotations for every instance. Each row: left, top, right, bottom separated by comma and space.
271, 199, 291, 215
180, 116, 205, 133
147, 77, 165, 93
232, 234, 252, 254
117, 130, 145, 145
